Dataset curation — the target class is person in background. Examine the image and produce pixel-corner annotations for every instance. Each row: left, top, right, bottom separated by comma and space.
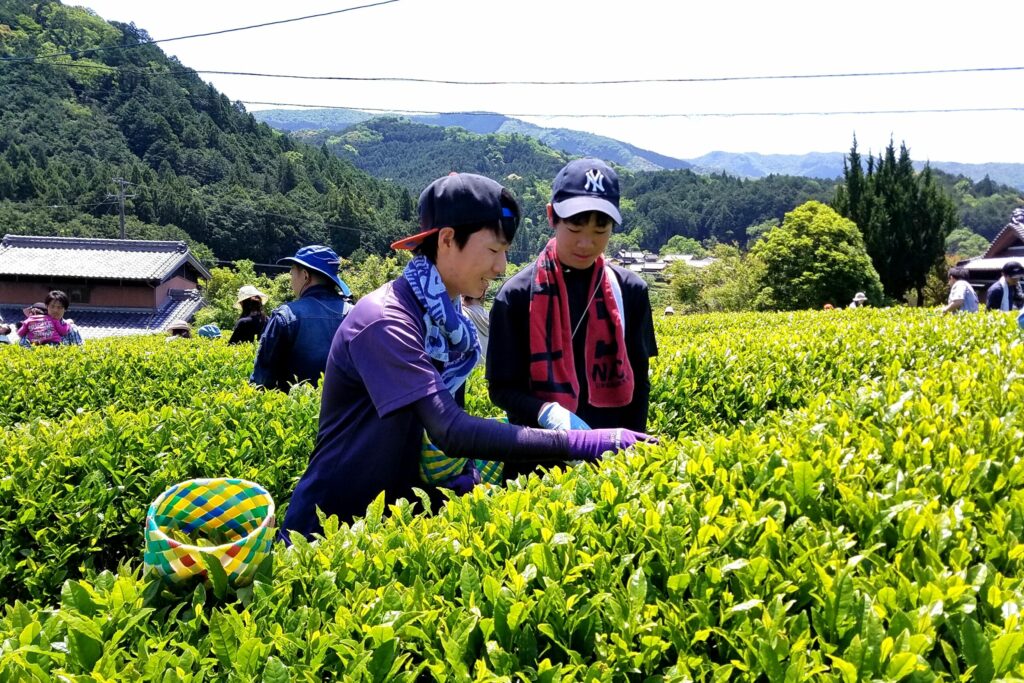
986, 261, 1024, 312
280, 172, 654, 539
0, 313, 11, 344
487, 158, 658, 480
251, 245, 352, 392
18, 292, 71, 346
943, 266, 979, 314
461, 294, 490, 363
166, 319, 192, 340
230, 285, 269, 345
848, 292, 869, 308
663, 305, 675, 316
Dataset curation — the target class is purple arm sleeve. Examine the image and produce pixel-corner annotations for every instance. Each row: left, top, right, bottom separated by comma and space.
413, 391, 570, 464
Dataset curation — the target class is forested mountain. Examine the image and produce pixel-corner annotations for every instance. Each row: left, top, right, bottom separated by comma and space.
255, 108, 1024, 192
254, 109, 693, 173
689, 152, 848, 181
622, 171, 838, 250
0, 0, 416, 262
929, 170, 1024, 240
3, 1, 1017, 271
298, 117, 842, 258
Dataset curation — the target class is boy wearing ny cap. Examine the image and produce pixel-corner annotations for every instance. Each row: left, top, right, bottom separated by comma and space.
281, 172, 654, 539
250, 245, 352, 391
487, 158, 658, 479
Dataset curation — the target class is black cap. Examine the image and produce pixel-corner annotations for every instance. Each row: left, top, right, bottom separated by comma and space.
551, 158, 621, 224
393, 173, 514, 250
1003, 261, 1024, 276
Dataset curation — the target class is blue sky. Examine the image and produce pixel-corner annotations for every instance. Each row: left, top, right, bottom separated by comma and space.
82, 0, 1024, 164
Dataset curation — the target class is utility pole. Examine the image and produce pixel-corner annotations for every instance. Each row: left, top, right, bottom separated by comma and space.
107, 177, 136, 239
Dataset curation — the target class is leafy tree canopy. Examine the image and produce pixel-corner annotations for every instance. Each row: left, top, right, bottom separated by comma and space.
750, 201, 883, 310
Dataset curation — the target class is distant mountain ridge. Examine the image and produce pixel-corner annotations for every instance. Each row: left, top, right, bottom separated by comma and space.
689, 152, 1024, 191
253, 109, 692, 173
254, 108, 1024, 191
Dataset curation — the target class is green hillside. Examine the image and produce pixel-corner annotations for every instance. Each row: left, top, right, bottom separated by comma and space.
0, 0, 415, 261
254, 108, 694, 173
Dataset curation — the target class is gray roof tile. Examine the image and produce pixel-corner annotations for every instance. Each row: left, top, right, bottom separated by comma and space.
0, 235, 211, 281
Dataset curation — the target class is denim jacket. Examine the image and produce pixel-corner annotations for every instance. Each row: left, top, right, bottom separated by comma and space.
251, 285, 351, 391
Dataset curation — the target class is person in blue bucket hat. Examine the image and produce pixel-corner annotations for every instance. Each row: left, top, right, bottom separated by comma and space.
251, 244, 353, 391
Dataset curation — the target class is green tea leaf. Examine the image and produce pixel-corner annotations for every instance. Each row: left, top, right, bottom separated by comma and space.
263, 656, 291, 683
991, 631, 1024, 675
201, 553, 229, 601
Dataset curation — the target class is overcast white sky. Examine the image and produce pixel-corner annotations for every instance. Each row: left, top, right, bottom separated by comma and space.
80, 0, 1024, 164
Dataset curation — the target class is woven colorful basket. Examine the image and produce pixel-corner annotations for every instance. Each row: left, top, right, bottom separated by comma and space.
144, 478, 275, 586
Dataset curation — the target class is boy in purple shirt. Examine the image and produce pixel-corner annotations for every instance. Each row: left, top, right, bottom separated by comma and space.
281, 173, 655, 538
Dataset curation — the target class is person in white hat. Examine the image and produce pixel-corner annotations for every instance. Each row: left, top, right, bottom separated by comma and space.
229, 284, 269, 345
165, 319, 192, 341
848, 292, 869, 308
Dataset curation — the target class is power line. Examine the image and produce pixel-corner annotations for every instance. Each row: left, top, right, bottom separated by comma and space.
239, 101, 1024, 119
32, 59, 1024, 86
0, 0, 399, 63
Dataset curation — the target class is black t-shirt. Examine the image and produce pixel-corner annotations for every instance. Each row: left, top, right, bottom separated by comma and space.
229, 313, 267, 345
487, 261, 658, 438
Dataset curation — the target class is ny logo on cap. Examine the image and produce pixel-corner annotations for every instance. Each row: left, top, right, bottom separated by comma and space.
584, 169, 605, 194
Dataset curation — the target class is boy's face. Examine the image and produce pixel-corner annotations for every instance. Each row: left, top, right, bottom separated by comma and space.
549, 207, 613, 270
437, 227, 508, 299
47, 301, 65, 319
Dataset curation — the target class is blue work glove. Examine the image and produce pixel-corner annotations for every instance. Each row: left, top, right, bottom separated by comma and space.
566, 428, 658, 462
538, 402, 591, 431
445, 465, 481, 495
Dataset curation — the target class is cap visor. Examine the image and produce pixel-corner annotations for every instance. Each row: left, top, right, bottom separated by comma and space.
552, 197, 622, 225
391, 228, 440, 251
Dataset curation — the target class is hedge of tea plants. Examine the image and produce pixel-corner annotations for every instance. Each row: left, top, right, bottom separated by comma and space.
1, 310, 1023, 680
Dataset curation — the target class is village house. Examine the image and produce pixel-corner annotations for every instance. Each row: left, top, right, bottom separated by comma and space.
0, 235, 210, 339
961, 207, 1024, 295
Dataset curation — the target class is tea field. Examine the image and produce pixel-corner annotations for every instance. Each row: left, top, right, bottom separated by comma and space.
2, 308, 1024, 681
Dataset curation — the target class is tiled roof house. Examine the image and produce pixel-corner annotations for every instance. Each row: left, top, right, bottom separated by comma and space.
0, 235, 211, 339
961, 208, 1024, 295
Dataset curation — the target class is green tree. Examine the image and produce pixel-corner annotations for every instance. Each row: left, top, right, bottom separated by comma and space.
193, 261, 290, 332
945, 227, 989, 258
659, 234, 707, 258
834, 137, 958, 303
337, 252, 411, 299
750, 201, 883, 310
667, 244, 769, 313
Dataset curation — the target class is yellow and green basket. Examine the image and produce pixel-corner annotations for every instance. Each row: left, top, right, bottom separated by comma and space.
144, 478, 275, 586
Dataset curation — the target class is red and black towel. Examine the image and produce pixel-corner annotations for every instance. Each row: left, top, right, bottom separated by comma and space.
528, 238, 634, 412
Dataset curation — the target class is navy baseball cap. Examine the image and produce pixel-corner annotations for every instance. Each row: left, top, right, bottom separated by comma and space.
392, 173, 520, 250
278, 245, 351, 297
551, 158, 621, 225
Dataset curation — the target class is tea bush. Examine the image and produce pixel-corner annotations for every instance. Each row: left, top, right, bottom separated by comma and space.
2, 309, 1024, 680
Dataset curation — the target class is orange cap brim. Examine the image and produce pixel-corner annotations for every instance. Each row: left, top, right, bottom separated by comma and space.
391, 227, 440, 251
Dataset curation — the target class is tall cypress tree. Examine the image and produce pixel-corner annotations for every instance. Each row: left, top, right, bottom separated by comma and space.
834, 137, 958, 303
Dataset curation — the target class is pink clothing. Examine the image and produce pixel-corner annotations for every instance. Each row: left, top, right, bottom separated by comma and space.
17, 314, 70, 345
